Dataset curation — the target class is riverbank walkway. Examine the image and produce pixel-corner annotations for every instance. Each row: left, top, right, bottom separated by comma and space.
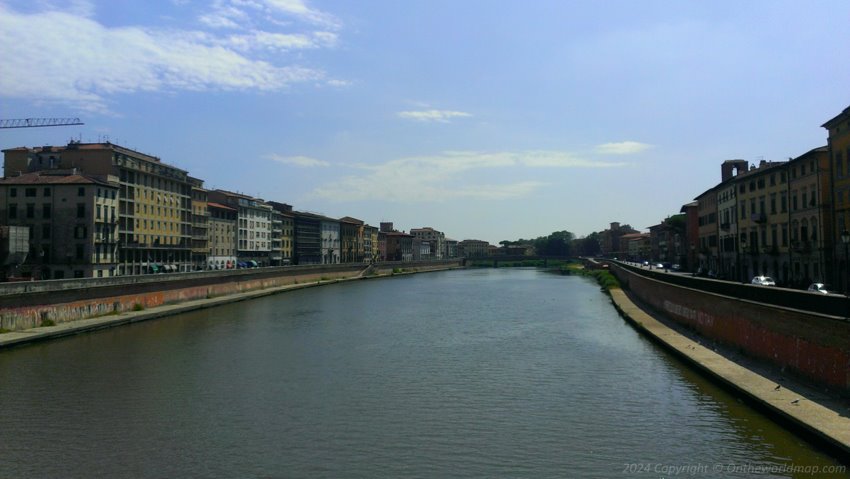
610, 288, 850, 458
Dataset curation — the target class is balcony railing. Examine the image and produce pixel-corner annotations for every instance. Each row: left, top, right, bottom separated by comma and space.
750, 212, 766, 223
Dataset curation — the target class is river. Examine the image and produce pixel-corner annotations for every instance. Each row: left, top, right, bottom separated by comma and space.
0, 268, 846, 478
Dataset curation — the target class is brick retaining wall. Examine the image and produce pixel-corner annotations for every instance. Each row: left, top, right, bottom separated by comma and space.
0, 260, 461, 331
611, 264, 850, 393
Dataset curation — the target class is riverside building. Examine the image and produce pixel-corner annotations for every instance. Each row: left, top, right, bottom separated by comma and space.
208, 189, 272, 267
3, 142, 192, 275
0, 170, 119, 279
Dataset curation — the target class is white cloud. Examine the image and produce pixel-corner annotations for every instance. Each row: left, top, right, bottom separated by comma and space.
262, 0, 340, 28
325, 79, 351, 88
266, 153, 330, 167
594, 141, 653, 155
309, 150, 626, 202
224, 30, 337, 51
519, 150, 627, 168
0, 3, 334, 112
397, 109, 473, 123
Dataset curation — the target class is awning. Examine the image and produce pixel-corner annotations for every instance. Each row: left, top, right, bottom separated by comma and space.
150, 264, 160, 273
248, 260, 258, 267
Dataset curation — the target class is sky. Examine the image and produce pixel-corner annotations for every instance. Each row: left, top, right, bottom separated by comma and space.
1, 0, 849, 244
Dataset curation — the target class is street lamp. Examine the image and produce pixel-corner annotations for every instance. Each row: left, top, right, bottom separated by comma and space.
841, 229, 850, 293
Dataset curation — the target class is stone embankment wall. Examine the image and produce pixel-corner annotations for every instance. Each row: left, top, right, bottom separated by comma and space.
610, 263, 850, 394
0, 260, 461, 331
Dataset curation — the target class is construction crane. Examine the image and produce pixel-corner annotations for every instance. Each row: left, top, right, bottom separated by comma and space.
0, 118, 84, 129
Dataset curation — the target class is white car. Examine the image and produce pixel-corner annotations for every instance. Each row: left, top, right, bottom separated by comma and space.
751, 276, 776, 286
807, 283, 829, 294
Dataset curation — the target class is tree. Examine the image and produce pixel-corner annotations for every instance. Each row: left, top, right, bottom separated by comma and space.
573, 232, 601, 256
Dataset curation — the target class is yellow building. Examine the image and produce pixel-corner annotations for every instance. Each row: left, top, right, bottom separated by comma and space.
787, 147, 830, 285
735, 160, 788, 282
268, 201, 294, 265
189, 177, 210, 271
823, 105, 850, 289
4, 141, 193, 274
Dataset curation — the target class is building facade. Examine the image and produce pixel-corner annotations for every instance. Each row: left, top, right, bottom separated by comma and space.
208, 190, 272, 266
321, 218, 340, 264
823, 105, 850, 291
189, 177, 209, 271
0, 170, 119, 279
208, 202, 237, 270
458, 239, 490, 258
293, 211, 322, 265
339, 217, 364, 263
788, 147, 830, 286
4, 142, 193, 275
410, 227, 445, 260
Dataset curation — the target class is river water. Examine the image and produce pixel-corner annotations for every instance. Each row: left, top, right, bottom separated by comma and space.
0, 268, 846, 478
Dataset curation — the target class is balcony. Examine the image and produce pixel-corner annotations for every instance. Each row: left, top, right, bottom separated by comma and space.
750, 212, 766, 223
792, 240, 812, 254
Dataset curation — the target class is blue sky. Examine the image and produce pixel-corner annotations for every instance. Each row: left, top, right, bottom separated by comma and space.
2, 0, 849, 244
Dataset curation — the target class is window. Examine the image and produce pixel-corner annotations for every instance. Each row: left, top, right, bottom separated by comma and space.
10, 188, 17, 197
43, 224, 51, 239
77, 203, 85, 218
43, 204, 51, 219
8, 204, 17, 219
25, 188, 36, 197
76, 244, 84, 260
44, 188, 51, 197
78, 187, 85, 197
26, 204, 35, 219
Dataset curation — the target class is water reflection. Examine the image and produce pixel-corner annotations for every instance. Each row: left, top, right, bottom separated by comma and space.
0, 268, 845, 478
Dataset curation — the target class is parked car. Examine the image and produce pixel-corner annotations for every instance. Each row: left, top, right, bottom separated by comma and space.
807, 283, 829, 294
751, 276, 776, 286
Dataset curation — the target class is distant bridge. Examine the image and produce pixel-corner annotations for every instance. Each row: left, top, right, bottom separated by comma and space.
463, 255, 575, 267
